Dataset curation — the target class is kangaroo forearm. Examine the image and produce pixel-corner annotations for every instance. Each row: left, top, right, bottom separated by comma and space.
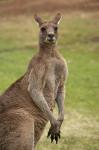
28, 88, 57, 124
56, 91, 65, 122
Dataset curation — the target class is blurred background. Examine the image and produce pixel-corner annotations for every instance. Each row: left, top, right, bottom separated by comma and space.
0, 0, 99, 150
0, 0, 99, 15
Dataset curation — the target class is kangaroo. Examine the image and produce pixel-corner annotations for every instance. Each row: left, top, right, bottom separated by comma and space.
0, 13, 68, 150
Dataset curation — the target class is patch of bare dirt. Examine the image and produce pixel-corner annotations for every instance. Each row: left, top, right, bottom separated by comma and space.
0, 0, 99, 16
90, 36, 99, 43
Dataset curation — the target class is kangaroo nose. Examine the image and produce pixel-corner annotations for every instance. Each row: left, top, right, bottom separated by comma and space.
48, 33, 54, 39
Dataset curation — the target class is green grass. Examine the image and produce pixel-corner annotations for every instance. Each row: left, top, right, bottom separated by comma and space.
0, 13, 99, 150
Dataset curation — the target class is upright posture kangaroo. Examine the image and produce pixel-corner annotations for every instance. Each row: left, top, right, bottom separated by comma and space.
0, 13, 68, 150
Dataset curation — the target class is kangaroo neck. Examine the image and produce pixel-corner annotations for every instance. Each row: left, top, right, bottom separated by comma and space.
39, 42, 58, 57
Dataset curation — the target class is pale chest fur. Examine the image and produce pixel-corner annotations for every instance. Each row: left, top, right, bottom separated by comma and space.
43, 58, 66, 110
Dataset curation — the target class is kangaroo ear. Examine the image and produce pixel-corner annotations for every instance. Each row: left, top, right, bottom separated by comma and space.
34, 14, 43, 26
52, 13, 62, 25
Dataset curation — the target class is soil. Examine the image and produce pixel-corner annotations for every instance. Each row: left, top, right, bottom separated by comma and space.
0, 0, 99, 16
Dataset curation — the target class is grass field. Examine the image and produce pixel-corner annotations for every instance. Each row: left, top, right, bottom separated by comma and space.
0, 12, 99, 150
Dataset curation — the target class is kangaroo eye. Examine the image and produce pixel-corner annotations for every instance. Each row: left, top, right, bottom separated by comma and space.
41, 27, 46, 32
54, 27, 58, 32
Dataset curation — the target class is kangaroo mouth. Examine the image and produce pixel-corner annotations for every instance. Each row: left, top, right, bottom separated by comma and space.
48, 39, 55, 42
45, 37, 56, 43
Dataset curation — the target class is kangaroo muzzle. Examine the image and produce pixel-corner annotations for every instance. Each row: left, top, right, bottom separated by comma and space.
47, 32, 56, 42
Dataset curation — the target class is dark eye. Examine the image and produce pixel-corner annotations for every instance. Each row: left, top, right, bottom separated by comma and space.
41, 27, 46, 32
54, 27, 58, 32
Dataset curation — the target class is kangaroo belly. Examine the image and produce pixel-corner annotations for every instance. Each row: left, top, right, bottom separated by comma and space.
43, 71, 60, 111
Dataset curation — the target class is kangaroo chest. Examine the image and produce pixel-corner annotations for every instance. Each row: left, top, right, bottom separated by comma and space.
43, 59, 64, 110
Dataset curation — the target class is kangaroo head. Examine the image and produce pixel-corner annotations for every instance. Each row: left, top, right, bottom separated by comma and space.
34, 13, 61, 45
